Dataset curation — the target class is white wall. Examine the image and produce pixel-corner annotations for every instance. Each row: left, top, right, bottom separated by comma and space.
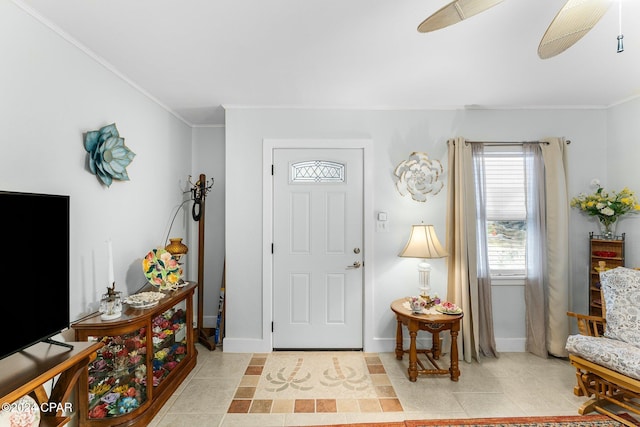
190, 127, 226, 329
223, 106, 615, 353
8, 0, 640, 353
2, 2, 193, 324
607, 98, 640, 267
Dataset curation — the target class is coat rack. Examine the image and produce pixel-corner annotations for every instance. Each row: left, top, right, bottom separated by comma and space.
189, 173, 215, 350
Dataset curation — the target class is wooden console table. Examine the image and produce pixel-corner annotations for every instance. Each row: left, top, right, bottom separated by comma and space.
0, 341, 103, 427
390, 298, 463, 382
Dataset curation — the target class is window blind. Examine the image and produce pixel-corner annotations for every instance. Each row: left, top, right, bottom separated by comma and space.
483, 151, 527, 275
484, 154, 526, 221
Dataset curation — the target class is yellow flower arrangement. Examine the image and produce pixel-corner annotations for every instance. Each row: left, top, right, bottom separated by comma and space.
570, 179, 640, 232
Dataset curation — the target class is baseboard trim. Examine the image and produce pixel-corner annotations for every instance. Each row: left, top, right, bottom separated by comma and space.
220, 336, 527, 353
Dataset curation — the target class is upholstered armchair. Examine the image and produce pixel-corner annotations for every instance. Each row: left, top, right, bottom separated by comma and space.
565, 266, 640, 426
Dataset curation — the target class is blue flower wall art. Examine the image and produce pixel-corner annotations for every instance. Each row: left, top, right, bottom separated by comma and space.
84, 123, 136, 187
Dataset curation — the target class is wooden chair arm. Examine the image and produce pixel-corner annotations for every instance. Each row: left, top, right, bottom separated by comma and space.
567, 311, 606, 337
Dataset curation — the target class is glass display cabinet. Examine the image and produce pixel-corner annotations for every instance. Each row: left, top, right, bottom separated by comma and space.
72, 282, 197, 426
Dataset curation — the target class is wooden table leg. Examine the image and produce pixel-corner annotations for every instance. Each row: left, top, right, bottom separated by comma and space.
408, 326, 418, 382
395, 317, 404, 360
431, 330, 440, 360
449, 323, 460, 381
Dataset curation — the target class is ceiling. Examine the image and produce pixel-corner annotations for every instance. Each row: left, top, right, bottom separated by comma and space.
15, 0, 640, 126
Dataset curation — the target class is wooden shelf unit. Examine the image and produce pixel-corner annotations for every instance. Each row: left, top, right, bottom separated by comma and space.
0, 341, 104, 427
589, 232, 625, 317
71, 282, 197, 427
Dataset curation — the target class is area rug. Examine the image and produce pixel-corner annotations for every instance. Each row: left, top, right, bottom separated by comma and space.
404, 414, 631, 426
227, 352, 403, 414
312, 414, 631, 427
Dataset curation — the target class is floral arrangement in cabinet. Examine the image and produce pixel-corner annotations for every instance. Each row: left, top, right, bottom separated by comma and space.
87, 330, 147, 419
152, 308, 188, 387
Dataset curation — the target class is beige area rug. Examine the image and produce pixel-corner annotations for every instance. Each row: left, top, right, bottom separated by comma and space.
228, 352, 403, 414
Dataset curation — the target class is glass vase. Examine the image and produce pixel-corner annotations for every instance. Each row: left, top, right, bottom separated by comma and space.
99, 291, 122, 320
598, 218, 618, 240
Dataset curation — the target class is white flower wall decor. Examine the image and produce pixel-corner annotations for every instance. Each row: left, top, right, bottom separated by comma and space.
394, 152, 443, 202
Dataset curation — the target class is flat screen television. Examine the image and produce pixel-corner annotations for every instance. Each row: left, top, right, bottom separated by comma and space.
0, 190, 71, 360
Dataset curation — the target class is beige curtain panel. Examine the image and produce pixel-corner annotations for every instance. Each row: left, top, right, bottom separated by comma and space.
445, 137, 570, 361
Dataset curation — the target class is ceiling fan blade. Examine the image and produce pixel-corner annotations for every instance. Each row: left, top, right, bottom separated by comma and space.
418, 0, 506, 33
538, 0, 613, 59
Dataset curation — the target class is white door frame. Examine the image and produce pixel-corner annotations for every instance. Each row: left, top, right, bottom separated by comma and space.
262, 138, 374, 351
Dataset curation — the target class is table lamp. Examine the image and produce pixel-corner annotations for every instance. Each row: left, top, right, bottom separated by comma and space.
399, 223, 448, 306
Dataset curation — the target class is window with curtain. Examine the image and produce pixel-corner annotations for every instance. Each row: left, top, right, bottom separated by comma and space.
463, 138, 566, 358
483, 147, 526, 277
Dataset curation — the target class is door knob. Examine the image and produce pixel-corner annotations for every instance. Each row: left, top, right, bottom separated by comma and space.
347, 261, 361, 269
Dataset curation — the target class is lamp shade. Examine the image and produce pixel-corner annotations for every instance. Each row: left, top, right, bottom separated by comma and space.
399, 224, 447, 259
165, 237, 189, 259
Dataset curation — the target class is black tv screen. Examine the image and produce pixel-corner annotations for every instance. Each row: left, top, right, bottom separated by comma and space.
0, 191, 70, 360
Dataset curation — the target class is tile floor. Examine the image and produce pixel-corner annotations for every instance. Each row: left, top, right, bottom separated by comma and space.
226, 352, 403, 415
147, 344, 596, 427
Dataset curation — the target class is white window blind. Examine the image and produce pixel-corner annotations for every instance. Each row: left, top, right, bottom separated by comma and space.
484, 154, 526, 221
483, 150, 527, 276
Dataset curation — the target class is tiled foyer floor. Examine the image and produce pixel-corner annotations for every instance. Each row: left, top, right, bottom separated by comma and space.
148, 344, 596, 427
227, 352, 404, 415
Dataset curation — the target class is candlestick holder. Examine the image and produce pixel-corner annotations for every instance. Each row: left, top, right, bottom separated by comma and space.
100, 283, 122, 320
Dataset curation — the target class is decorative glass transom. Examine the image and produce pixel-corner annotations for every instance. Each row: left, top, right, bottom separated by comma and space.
290, 160, 345, 183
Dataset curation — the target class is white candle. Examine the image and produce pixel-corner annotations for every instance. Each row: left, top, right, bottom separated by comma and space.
107, 239, 115, 286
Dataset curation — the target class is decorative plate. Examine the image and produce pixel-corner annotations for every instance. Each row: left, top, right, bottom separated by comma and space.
142, 248, 183, 290
125, 291, 166, 308
435, 303, 462, 315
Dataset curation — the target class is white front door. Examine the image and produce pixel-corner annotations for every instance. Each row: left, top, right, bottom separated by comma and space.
272, 148, 364, 349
